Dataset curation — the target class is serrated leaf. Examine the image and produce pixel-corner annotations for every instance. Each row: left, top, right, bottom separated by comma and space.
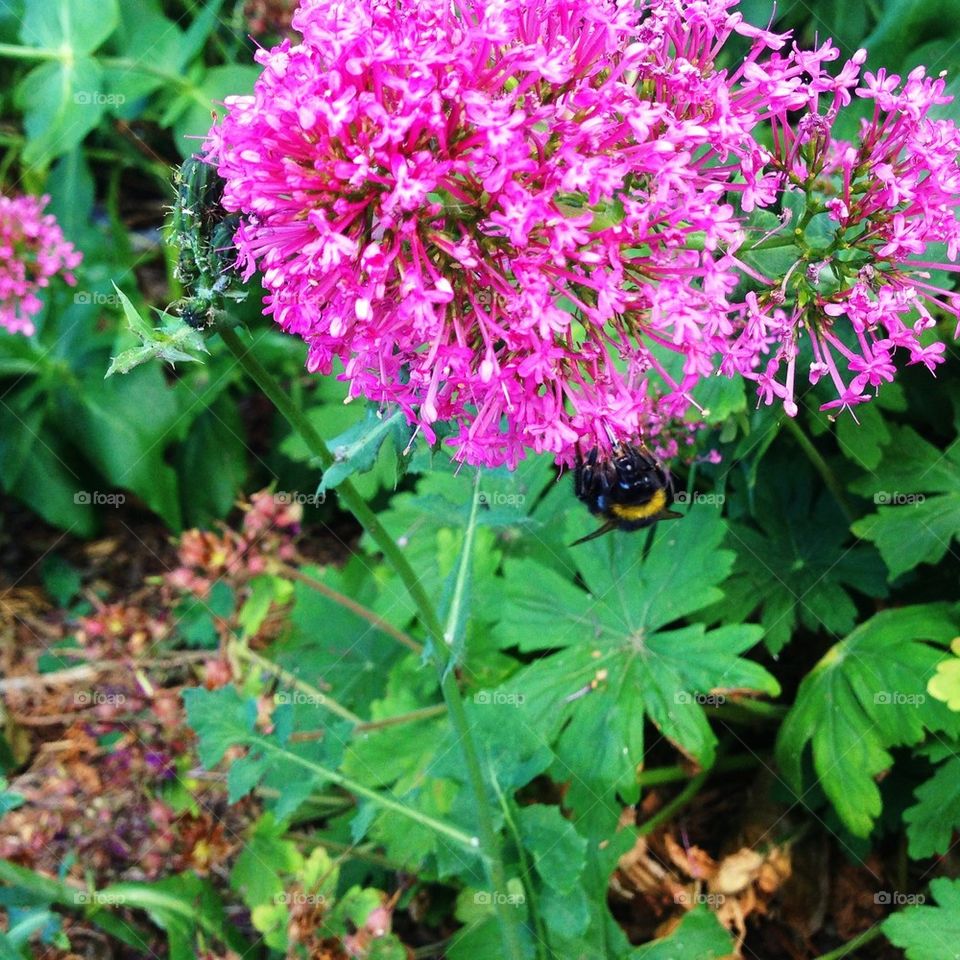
775, 606, 960, 837
883, 877, 960, 960
182, 686, 331, 818
708, 452, 886, 652
493, 507, 777, 806
632, 905, 734, 959
106, 289, 208, 376
318, 405, 413, 495
850, 426, 960, 578
904, 756, 960, 858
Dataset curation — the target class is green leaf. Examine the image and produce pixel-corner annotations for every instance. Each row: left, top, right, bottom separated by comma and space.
17, 58, 106, 166
883, 877, 960, 960
0, 420, 95, 536
184, 687, 371, 826
318, 405, 414, 496
47, 149, 96, 244
100, 873, 248, 959
230, 814, 302, 909
775, 606, 960, 837
904, 756, 960, 858
174, 583, 234, 649
708, 452, 886, 653
850, 426, 960, 578
928, 638, 960, 711
279, 560, 407, 715
836, 403, 891, 471
493, 507, 777, 806
104, 0, 184, 107
864, 0, 960, 74
517, 805, 587, 895
64, 364, 184, 529
174, 396, 248, 527
632, 906, 734, 959
40, 556, 82, 606
21, 0, 118, 53
106, 288, 208, 376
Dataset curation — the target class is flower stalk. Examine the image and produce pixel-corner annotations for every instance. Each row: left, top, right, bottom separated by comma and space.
219, 324, 526, 960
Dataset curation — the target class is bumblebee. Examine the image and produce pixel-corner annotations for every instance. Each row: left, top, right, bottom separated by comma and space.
571, 441, 681, 546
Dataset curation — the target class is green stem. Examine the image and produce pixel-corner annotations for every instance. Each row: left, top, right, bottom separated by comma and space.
252, 735, 479, 851
638, 767, 711, 836
231, 642, 362, 725
637, 753, 757, 789
782, 417, 855, 523
814, 925, 885, 960
493, 776, 550, 960
220, 326, 524, 960
0, 42, 61, 61
356, 704, 447, 732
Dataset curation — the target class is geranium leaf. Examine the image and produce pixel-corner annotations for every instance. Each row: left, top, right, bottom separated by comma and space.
883, 877, 960, 960
775, 605, 960, 837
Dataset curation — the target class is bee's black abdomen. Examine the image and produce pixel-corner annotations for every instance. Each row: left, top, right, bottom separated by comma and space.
571, 441, 679, 543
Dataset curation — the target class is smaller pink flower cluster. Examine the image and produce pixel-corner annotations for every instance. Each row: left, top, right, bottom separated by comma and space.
0, 194, 81, 336
725, 55, 960, 419
166, 489, 302, 597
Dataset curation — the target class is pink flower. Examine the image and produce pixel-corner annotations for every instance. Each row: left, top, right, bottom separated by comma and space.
206, 0, 960, 460
726, 50, 960, 419
0, 194, 81, 336
206, 0, 785, 467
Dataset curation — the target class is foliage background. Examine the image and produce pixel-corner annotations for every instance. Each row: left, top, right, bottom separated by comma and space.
1, 1, 960, 958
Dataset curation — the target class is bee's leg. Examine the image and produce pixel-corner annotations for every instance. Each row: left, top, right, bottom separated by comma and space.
569, 521, 617, 547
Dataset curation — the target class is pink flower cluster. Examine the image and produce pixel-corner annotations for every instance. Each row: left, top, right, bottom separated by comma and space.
165, 489, 301, 596
0, 194, 81, 336
207, 0, 960, 467
726, 57, 960, 418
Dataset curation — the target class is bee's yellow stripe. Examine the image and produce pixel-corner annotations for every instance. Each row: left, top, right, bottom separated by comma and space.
609, 488, 667, 521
